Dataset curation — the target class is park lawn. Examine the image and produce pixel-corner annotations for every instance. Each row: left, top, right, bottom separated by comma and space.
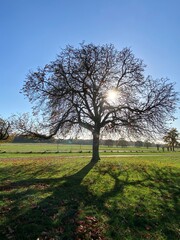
0, 142, 172, 153
0, 154, 179, 239
0, 143, 180, 161
0, 143, 90, 153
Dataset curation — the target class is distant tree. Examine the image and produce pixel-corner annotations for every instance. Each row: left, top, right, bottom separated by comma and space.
12, 134, 55, 143
0, 118, 10, 141
135, 140, 144, 147
117, 138, 128, 147
12, 43, 178, 161
156, 144, 160, 151
103, 139, 114, 147
144, 140, 152, 149
163, 128, 179, 151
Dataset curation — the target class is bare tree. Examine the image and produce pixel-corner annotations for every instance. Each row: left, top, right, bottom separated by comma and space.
13, 43, 178, 161
163, 128, 179, 151
0, 118, 10, 140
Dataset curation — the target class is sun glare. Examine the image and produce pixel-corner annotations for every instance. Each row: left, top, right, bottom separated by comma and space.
106, 89, 118, 105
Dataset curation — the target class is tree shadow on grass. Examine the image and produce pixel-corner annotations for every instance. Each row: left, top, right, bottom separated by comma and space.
95, 164, 180, 239
0, 161, 179, 239
0, 161, 99, 239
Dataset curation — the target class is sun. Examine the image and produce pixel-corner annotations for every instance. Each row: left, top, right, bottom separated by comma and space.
106, 89, 118, 105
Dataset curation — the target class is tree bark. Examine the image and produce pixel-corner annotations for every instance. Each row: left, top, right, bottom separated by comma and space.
91, 130, 100, 162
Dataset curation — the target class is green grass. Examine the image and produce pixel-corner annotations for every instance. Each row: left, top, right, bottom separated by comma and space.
2, 143, 179, 154
0, 153, 179, 239
0, 143, 88, 153
0, 143, 180, 160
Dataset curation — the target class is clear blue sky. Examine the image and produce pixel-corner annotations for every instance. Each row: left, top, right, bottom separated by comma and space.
0, 0, 180, 131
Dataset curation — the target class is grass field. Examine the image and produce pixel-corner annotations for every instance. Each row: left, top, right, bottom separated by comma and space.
0, 144, 180, 239
1, 143, 178, 153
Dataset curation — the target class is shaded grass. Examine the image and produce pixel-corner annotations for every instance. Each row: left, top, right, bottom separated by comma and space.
0, 155, 179, 239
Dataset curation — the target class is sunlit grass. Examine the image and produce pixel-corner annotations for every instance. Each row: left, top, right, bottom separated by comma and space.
1, 143, 179, 154
0, 155, 179, 239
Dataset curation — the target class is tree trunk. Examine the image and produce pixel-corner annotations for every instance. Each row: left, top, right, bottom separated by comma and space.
91, 130, 100, 162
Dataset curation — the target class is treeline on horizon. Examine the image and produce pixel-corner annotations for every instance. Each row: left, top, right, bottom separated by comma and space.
10, 135, 166, 148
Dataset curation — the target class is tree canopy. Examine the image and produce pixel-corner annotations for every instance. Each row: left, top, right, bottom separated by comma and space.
13, 43, 178, 161
163, 128, 179, 151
